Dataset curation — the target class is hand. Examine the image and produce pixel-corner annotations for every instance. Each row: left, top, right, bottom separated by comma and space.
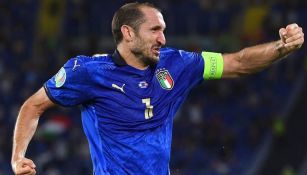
12, 157, 36, 175
279, 23, 304, 51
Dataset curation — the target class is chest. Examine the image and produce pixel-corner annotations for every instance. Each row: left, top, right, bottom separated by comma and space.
90, 66, 184, 122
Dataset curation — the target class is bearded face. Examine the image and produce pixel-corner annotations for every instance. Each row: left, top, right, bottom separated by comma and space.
129, 7, 166, 66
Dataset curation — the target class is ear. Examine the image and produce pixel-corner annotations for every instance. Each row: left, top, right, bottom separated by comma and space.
120, 25, 135, 42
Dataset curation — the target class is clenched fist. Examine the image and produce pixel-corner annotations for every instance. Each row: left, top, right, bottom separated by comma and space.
12, 157, 36, 175
279, 23, 304, 51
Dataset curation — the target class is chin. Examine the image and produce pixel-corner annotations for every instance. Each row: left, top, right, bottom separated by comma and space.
145, 56, 159, 66
152, 55, 160, 62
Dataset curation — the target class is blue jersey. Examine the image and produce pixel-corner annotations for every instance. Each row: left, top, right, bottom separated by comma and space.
44, 47, 206, 175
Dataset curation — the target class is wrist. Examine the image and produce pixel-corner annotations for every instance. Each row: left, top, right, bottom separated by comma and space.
11, 157, 20, 166
11, 152, 25, 165
275, 40, 290, 58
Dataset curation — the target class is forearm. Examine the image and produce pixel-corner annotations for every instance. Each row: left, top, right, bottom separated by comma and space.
11, 88, 54, 166
223, 40, 290, 77
222, 23, 304, 78
237, 40, 289, 72
11, 101, 41, 163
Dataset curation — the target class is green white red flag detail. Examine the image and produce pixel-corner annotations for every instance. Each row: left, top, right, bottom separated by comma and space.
156, 68, 174, 90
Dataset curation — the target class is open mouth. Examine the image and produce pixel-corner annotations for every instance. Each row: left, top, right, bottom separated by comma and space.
152, 47, 161, 55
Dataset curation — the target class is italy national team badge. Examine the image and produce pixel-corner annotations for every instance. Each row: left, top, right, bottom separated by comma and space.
55, 67, 66, 88
156, 68, 174, 90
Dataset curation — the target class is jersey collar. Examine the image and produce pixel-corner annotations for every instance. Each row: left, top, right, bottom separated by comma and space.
111, 49, 128, 66
111, 49, 156, 77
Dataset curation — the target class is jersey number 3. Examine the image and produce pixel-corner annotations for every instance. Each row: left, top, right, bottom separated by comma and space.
142, 98, 153, 119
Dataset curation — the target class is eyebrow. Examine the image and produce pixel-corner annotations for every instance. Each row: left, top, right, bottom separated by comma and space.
150, 25, 166, 31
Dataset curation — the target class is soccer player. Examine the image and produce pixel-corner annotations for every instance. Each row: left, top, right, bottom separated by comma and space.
11, 2, 304, 175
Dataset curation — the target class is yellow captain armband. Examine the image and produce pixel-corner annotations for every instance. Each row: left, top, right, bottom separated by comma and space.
201, 51, 224, 80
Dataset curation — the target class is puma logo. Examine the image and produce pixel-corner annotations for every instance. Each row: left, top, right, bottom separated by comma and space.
72, 59, 81, 71
112, 83, 125, 93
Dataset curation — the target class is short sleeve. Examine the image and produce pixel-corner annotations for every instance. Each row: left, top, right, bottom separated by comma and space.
44, 56, 93, 107
178, 50, 205, 86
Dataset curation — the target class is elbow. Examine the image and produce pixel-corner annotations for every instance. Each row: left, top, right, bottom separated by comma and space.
227, 71, 251, 78
235, 49, 251, 76
223, 49, 252, 78
232, 49, 263, 77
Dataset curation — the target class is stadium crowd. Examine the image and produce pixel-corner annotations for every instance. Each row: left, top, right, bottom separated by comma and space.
1, 0, 306, 174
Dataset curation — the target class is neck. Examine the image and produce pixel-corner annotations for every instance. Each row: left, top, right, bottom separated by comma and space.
117, 44, 148, 70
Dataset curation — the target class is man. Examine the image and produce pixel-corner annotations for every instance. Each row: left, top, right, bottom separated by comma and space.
11, 2, 304, 175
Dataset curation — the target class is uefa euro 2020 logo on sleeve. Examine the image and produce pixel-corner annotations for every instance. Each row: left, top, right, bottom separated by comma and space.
55, 67, 66, 88
155, 68, 174, 90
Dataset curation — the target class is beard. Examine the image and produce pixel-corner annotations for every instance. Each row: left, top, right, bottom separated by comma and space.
131, 48, 159, 67
131, 37, 160, 67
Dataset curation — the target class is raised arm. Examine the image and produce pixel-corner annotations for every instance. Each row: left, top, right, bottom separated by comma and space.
11, 87, 55, 175
222, 23, 304, 78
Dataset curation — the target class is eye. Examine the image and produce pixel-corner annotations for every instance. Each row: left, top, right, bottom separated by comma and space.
151, 26, 161, 32
151, 29, 158, 33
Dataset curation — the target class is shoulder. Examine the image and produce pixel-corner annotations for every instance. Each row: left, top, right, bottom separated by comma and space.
160, 47, 179, 56
160, 47, 200, 62
74, 54, 113, 65
159, 47, 180, 62
160, 47, 199, 58
65, 54, 116, 70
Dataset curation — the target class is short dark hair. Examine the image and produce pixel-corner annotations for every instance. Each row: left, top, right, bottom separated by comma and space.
111, 2, 160, 45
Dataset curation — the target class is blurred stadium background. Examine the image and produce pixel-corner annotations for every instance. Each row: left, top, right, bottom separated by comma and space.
1, 0, 307, 174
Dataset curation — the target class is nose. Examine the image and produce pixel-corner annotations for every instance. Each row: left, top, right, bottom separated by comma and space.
157, 32, 166, 46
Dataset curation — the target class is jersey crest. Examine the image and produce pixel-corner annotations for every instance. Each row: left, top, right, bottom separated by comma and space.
156, 68, 174, 90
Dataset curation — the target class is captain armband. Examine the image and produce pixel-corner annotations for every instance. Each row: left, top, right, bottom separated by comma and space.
201, 51, 224, 80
